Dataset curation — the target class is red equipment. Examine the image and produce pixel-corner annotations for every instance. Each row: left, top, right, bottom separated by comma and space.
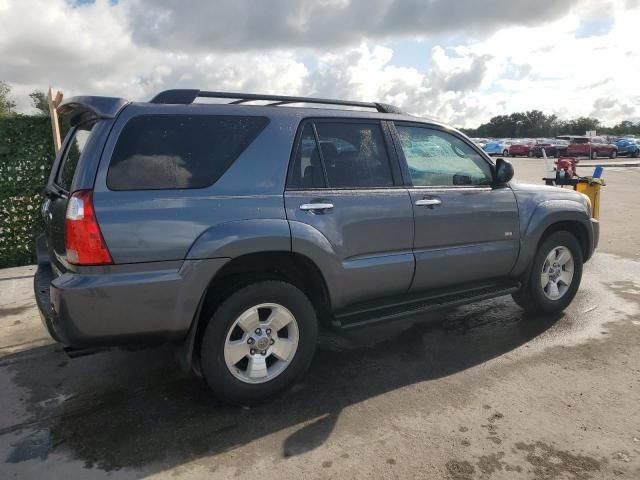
555, 157, 578, 179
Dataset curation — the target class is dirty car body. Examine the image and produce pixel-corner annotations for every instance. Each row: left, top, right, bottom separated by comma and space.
34, 90, 599, 403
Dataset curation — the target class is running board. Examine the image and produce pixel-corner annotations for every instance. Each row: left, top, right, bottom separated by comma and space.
334, 281, 521, 329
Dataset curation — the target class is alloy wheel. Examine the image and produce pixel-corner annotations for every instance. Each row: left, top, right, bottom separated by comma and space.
223, 303, 299, 384
540, 246, 574, 300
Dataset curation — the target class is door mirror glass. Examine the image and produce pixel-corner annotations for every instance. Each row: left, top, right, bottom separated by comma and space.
495, 158, 514, 185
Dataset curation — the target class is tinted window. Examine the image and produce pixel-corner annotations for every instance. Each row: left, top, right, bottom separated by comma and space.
107, 115, 268, 190
396, 126, 493, 187
56, 124, 93, 191
315, 122, 393, 188
288, 123, 326, 189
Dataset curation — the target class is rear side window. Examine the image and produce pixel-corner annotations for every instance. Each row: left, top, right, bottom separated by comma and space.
288, 124, 326, 189
56, 124, 94, 191
107, 115, 268, 190
288, 121, 393, 189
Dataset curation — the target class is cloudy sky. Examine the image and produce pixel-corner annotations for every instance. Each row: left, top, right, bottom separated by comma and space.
1, 0, 639, 127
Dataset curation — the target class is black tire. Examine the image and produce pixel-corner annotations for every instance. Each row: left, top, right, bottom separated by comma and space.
528, 150, 533, 157
200, 281, 318, 405
591, 150, 598, 160
503, 150, 509, 157
512, 231, 583, 314
633, 149, 639, 158
610, 150, 617, 159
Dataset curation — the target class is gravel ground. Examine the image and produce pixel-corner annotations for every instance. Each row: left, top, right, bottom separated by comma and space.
0, 159, 639, 479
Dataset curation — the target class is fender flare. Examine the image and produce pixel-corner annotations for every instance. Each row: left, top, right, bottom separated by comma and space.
178, 219, 341, 371
185, 219, 340, 306
511, 199, 592, 277
186, 219, 291, 259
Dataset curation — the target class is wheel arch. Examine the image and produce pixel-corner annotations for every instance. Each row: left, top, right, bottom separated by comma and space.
182, 250, 332, 372
537, 220, 589, 262
512, 200, 593, 279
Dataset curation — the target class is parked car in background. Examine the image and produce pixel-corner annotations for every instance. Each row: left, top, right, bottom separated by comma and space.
615, 138, 640, 157
472, 138, 490, 149
566, 137, 618, 159
483, 140, 511, 156
531, 139, 569, 158
508, 141, 535, 157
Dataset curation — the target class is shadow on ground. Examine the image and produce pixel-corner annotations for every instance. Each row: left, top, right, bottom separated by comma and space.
3, 297, 561, 473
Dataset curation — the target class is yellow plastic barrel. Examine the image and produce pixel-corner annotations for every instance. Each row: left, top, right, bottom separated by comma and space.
575, 180, 604, 219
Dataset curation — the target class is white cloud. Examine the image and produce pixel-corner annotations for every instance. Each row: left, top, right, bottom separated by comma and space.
0, 0, 638, 127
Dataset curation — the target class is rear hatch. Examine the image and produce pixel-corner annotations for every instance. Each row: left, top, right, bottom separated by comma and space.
39, 96, 128, 273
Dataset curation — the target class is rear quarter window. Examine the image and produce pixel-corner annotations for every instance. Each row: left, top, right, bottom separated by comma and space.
56, 123, 94, 191
106, 114, 269, 190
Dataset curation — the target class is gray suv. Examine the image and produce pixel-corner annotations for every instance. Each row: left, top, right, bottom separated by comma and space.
35, 89, 599, 404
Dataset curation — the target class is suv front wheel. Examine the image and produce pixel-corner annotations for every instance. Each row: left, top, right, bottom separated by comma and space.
512, 231, 583, 314
200, 281, 318, 404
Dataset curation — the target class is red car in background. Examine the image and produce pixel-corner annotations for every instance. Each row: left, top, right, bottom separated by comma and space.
566, 137, 618, 159
508, 141, 535, 157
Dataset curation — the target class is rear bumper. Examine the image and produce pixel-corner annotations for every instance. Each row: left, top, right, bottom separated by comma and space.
34, 255, 229, 348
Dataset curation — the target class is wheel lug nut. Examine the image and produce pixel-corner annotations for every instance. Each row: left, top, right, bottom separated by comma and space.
266, 328, 272, 335
247, 337, 254, 345
250, 349, 256, 355
255, 328, 261, 335
261, 350, 267, 356
270, 338, 275, 345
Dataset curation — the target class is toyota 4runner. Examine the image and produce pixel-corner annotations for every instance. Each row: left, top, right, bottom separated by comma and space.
34, 89, 599, 404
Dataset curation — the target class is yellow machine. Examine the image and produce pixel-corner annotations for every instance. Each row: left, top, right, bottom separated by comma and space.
575, 178, 604, 220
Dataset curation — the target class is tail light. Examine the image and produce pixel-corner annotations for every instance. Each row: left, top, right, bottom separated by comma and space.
65, 190, 112, 265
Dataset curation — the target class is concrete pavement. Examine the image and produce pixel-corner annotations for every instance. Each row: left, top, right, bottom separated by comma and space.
1, 160, 639, 479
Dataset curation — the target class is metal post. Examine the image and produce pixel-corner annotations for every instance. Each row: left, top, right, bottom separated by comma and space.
47, 87, 63, 154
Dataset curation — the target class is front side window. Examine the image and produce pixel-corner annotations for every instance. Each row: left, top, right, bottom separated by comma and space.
56, 124, 94, 191
107, 114, 268, 190
396, 125, 493, 187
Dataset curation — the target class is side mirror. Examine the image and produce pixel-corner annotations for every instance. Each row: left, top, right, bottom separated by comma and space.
495, 158, 514, 185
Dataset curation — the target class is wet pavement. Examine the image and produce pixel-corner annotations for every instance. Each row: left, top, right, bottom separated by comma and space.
1, 160, 639, 479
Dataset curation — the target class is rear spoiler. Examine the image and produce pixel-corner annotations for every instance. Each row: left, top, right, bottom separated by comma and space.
57, 96, 129, 126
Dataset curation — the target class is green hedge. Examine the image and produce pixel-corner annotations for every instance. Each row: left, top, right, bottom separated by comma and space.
0, 116, 55, 268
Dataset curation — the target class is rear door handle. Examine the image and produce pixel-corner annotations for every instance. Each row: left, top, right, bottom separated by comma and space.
300, 203, 334, 212
415, 198, 441, 207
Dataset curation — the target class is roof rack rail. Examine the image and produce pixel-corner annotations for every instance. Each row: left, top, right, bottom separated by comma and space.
149, 89, 405, 114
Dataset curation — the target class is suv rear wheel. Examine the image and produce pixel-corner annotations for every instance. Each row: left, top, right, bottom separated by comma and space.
200, 281, 318, 404
512, 231, 583, 314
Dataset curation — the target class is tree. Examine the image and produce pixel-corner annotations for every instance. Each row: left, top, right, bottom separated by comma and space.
29, 90, 50, 116
0, 81, 16, 116
460, 111, 624, 138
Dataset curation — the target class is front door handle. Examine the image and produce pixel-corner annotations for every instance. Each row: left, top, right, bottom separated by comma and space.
300, 202, 334, 212
415, 198, 442, 207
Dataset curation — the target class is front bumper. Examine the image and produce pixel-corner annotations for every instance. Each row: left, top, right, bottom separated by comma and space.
589, 217, 600, 258
34, 256, 229, 348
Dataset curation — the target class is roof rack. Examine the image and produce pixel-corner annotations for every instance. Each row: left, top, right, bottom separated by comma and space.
149, 89, 405, 114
